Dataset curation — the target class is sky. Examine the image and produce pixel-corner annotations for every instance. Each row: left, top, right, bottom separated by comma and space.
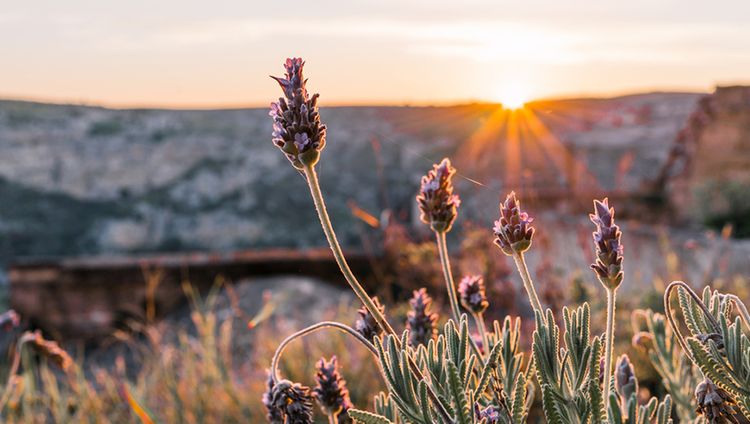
1, 1, 750, 108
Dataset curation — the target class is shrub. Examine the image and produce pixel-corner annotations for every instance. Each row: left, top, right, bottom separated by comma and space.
265, 57, 750, 424
694, 178, 750, 238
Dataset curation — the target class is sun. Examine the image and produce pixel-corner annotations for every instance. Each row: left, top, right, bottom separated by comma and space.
495, 84, 530, 110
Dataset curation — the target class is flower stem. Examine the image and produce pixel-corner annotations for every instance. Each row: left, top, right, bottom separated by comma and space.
436, 230, 484, 360
303, 165, 454, 424
304, 165, 396, 337
436, 231, 461, 323
512, 252, 543, 317
473, 312, 489, 357
271, 321, 377, 383
603, 288, 617, 422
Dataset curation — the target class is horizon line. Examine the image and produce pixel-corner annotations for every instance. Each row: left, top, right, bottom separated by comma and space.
0, 88, 714, 111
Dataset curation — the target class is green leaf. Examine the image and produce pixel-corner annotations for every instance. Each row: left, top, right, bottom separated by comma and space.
472, 336, 503, 399
446, 360, 471, 424
348, 408, 396, 424
511, 371, 527, 423
588, 336, 605, 423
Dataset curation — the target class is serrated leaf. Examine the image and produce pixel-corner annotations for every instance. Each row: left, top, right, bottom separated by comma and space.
446, 360, 471, 424
349, 408, 396, 424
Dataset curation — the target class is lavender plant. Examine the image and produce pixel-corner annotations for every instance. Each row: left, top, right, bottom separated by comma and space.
631, 309, 702, 421
265, 57, 749, 424
662, 282, 750, 421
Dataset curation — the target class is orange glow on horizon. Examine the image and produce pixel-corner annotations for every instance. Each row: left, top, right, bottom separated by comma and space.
457, 100, 602, 195
495, 83, 530, 110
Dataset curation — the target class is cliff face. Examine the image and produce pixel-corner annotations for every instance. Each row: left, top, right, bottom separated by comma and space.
0, 93, 700, 260
663, 86, 750, 234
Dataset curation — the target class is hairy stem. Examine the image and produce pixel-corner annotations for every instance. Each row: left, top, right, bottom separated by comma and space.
435, 230, 484, 360
436, 231, 462, 323
663, 280, 720, 365
304, 165, 396, 337
303, 165, 455, 424
474, 312, 489, 357
271, 321, 377, 383
512, 252, 543, 317
603, 288, 616, 422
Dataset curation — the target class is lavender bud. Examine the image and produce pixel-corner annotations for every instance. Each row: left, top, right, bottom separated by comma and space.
695, 378, 738, 423
416, 158, 461, 233
458, 275, 489, 314
614, 354, 638, 402
262, 371, 285, 423
493, 192, 534, 256
269, 379, 315, 424
406, 288, 439, 347
474, 403, 501, 424
269, 58, 327, 169
313, 356, 353, 422
355, 297, 385, 342
590, 198, 624, 290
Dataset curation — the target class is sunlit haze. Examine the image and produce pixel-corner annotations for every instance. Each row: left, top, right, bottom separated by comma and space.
1, 0, 749, 108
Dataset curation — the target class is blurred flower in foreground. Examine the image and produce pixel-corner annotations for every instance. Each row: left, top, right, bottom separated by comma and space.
493, 192, 534, 256
458, 275, 489, 315
270, 58, 327, 169
313, 356, 352, 423
695, 378, 738, 423
406, 288, 439, 347
262, 371, 285, 423
590, 198, 624, 290
417, 158, 460, 233
615, 354, 638, 402
268, 379, 314, 424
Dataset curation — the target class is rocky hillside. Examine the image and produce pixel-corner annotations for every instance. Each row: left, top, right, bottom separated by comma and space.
0, 93, 700, 260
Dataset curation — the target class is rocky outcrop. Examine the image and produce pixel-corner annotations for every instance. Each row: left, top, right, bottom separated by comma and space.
660, 86, 750, 233
0, 93, 701, 260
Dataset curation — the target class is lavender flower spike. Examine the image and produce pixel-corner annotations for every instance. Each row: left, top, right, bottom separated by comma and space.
270, 58, 327, 169
458, 275, 489, 315
695, 378, 738, 423
493, 192, 534, 256
590, 198, 624, 290
262, 371, 285, 423
416, 158, 461, 233
268, 379, 315, 424
406, 288, 439, 347
313, 356, 353, 422
614, 354, 638, 402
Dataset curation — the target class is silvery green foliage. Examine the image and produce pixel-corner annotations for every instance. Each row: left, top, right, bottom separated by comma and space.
266, 58, 747, 424
532, 304, 674, 424
348, 304, 676, 424
631, 309, 703, 422
347, 315, 530, 424
532, 304, 605, 423
669, 285, 750, 419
